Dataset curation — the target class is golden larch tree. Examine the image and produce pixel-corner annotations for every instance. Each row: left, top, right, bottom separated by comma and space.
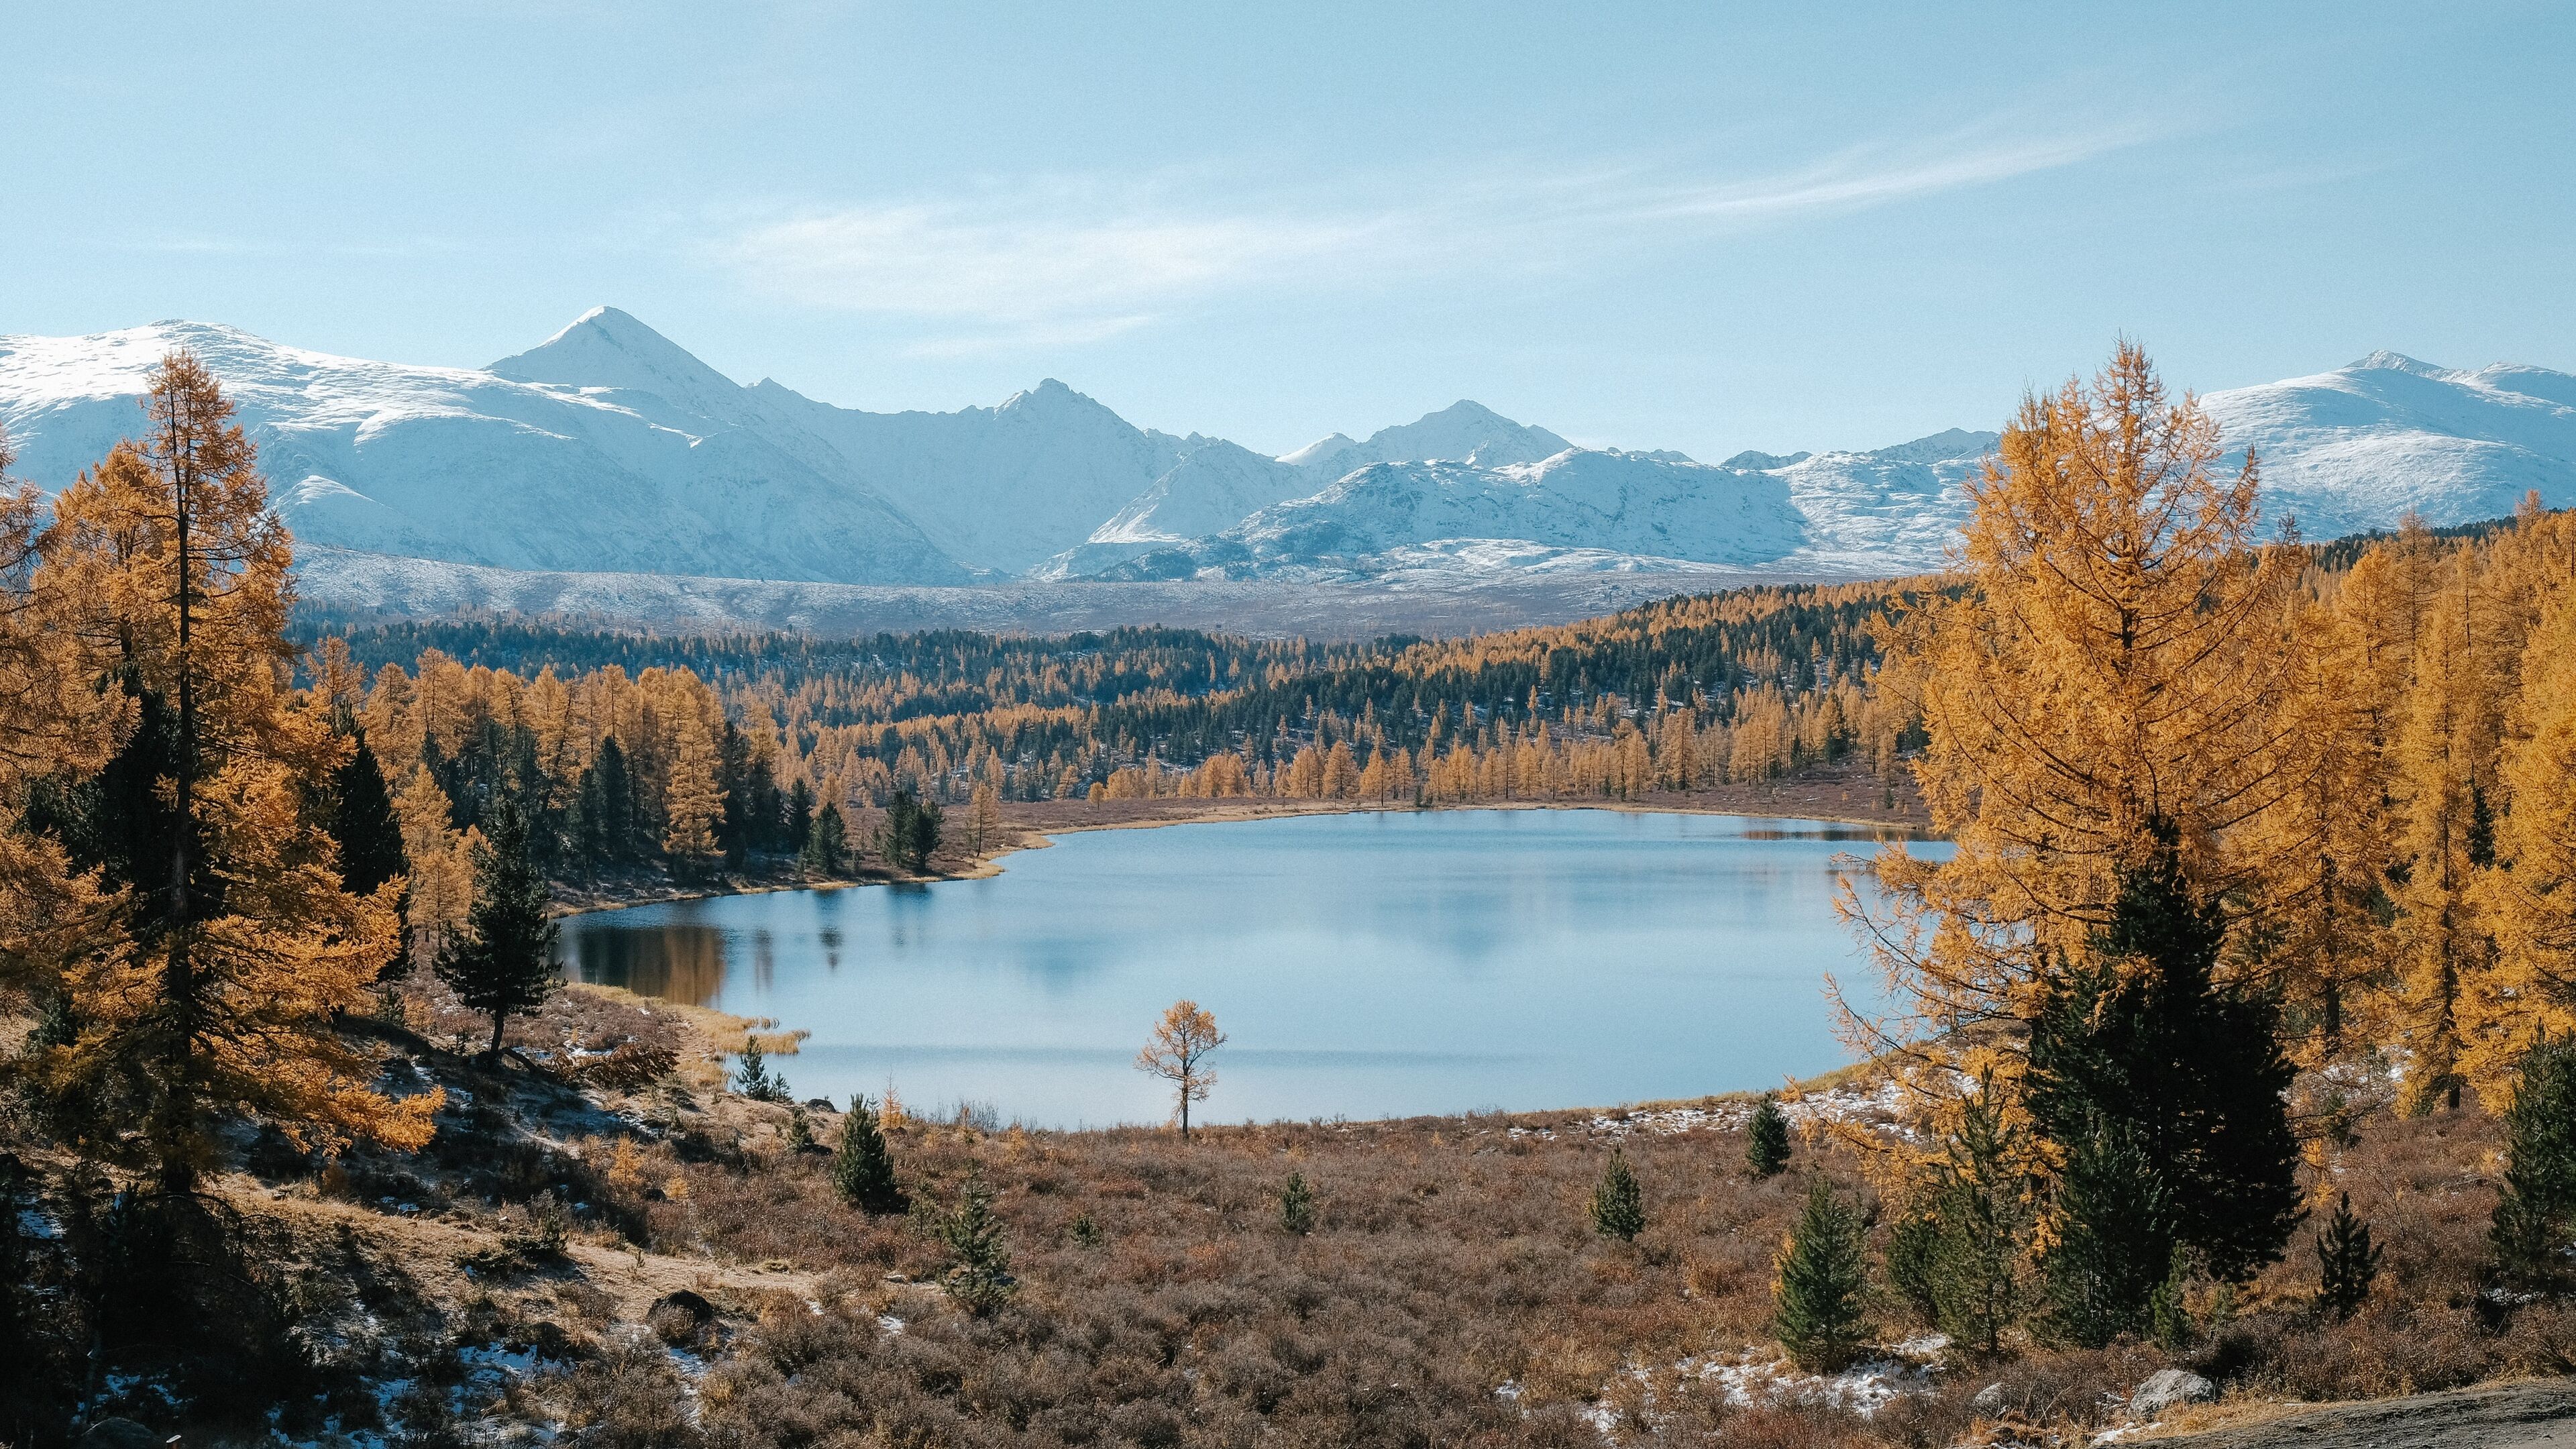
34, 353, 436, 1190
1844, 341, 2304, 1095
662, 711, 726, 878
1136, 999, 1226, 1141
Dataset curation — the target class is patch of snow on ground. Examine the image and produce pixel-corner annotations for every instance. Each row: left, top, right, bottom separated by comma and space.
1502, 1078, 1917, 1142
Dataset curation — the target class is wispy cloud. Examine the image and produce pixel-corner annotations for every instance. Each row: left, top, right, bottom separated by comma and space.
712, 113, 2164, 350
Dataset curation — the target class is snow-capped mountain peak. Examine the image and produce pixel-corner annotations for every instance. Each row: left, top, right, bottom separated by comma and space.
488, 305, 757, 426
2347, 350, 2454, 379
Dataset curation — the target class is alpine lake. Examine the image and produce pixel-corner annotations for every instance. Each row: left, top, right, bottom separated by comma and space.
553, 808, 1944, 1128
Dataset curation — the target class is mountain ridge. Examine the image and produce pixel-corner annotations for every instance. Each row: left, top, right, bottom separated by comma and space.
3, 310, 2572, 620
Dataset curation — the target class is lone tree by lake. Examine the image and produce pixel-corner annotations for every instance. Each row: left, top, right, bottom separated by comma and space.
1136, 999, 1226, 1140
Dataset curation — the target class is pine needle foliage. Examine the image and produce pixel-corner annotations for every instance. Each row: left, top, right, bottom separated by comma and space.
1746, 1094, 1791, 1177
1589, 1150, 1645, 1242
2041, 1114, 2173, 1349
937, 1176, 1016, 1317
2315, 1192, 2383, 1320
2025, 826, 2303, 1286
1921, 1080, 2035, 1356
2489, 1035, 2576, 1290
434, 797, 560, 1058
832, 1094, 906, 1215
1279, 1171, 1316, 1236
1773, 1176, 1870, 1371
732, 1038, 788, 1103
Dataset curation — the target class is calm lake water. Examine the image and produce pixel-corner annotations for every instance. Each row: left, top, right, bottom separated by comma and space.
553, 809, 1938, 1128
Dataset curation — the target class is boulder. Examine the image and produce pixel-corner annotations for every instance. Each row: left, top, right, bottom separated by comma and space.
2129, 1368, 2216, 1417
649, 1288, 716, 1326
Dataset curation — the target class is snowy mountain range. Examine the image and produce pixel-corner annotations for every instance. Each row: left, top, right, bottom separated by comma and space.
2, 308, 2572, 629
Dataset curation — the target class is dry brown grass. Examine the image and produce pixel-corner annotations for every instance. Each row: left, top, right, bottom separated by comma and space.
32, 975, 2576, 1448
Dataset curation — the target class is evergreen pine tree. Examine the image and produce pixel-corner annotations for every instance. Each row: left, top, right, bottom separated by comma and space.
1589, 1149, 1645, 1241
1279, 1171, 1316, 1236
1746, 1093, 1791, 1177
2041, 1114, 2172, 1348
831, 1093, 906, 1214
731, 1037, 788, 1102
1925, 1081, 2033, 1356
594, 736, 637, 861
785, 779, 814, 862
937, 1175, 1016, 1316
879, 789, 942, 873
1773, 1176, 1870, 1370
329, 731, 408, 900
717, 721, 754, 871
2315, 1192, 2382, 1320
2489, 1034, 2576, 1290
802, 802, 849, 873
2025, 825, 2303, 1287
435, 798, 561, 1058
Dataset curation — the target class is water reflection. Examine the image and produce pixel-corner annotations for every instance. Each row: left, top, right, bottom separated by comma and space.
566, 920, 729, 1006
553, 809, 1950, 1126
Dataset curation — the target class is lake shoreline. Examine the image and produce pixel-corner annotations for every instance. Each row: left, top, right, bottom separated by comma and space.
549, 771, 1937, 920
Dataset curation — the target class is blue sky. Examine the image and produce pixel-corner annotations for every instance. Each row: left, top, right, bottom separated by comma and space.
6, 2, 2571, 458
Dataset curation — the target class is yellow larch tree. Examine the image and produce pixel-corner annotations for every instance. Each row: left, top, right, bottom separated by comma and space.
33, 352, 435, 1190
662, 711, 726, 879
1843, 342, 2304, 1097
394, 765, 476, 969
2385, 551, 2510, 1112
2465, 584, 2576, 1093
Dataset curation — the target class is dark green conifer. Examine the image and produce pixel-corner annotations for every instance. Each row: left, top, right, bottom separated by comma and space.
1773, 1176, 1870, 1370
2041, 1114, 2171, 1348
802, 802, 849, 873
832, 1094, 906, 1214
879, 789, 942, 873
731, 1038, 788, 1102
433, 798, 559, 1058
1279, 1171, 1316, 1235
1925, 1081, 2033, 1356
1589, 1149, 1644, 1241
2490, 1035, 2576, 1290
328, 731, 407, 900
1746, 1093, 1791, 1177
937, 1176, 1016, 1316
2026, 824, 2302, 1287
785, 779, 814, 862
2315, 1192, 2382, 1320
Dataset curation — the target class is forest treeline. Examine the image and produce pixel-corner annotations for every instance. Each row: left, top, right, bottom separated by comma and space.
308, 580, 1932, 906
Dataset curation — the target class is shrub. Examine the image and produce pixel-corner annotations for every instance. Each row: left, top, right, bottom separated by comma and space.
1774, 1176, 1870, 1370
1746, 1095, 1792, 1177
1589, 1150, 1644, 1242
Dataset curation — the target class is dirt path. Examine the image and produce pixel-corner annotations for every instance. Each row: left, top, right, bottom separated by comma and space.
2145, 1379, 2576, 1448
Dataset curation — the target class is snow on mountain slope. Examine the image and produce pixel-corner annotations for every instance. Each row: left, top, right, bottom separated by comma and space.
1032, 439, 1311, 579
1279, 400, 1574, 477
0, 320, 973, 585
1097, 448, 1807, 582
1772, 428, 1994, 570
2204, 352, 2576, 539
749, 376, 1195, 574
